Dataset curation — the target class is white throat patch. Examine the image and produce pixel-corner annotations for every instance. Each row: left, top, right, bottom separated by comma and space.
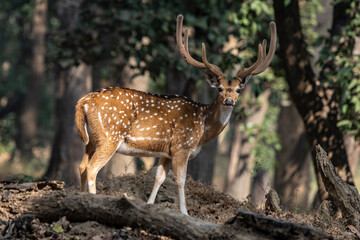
219, 106, 233, 126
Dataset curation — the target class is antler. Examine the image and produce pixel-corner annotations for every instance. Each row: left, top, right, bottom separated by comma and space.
236, 22, 277, 80
176, 14, 224, 77
201, 43, 225, 77
252, 22, 277, 75
177, 15, 276, 80
235, 44, 264, 80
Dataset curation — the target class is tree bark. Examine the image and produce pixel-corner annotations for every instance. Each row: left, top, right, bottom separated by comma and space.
273, 0, 354, 202
310, 0, 333, 75
224, 119, 242, 191
225, 89, 271, 200
250, 168, 270, 208
188, 138, 217, 184
17, 0, 48, 158
316, 145, 360, 230
274, 100, 311, 210
44, 64, 92, 185
228, 209, 331, 240
43, 0, 92, 186
188, 81, 218, 184
344, 135, 360, 176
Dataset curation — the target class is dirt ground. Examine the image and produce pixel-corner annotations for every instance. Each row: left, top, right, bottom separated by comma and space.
0, 168, 357, 239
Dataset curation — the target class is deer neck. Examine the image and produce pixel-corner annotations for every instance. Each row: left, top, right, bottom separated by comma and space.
200, 95, 233, 146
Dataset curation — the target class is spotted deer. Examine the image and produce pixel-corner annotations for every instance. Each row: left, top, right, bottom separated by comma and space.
75, 14, 276, 215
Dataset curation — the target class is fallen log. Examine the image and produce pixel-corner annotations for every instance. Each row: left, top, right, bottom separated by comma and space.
227, 210, 331, 240
1, 187, 249, 240
316, 144, 360, 230
0, 180, 331, 239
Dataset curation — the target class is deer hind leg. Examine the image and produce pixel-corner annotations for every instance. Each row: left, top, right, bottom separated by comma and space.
79, 143, 95, 192
172, 152, 190, 215
86, 143, 118, 194
147, 157, 171, 204
79, 153, 89, 192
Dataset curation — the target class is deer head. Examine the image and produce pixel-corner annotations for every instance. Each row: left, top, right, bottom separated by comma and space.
176, 14, 277, 106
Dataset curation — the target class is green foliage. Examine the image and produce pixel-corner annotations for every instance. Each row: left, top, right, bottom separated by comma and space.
52, 225, 64, 233
236, 95, 281, 171
55, 0, 275, 92
253, 105, 281, 171
318, 0, 360, 138
284, 0, 293, 7
299, 0, 323, 55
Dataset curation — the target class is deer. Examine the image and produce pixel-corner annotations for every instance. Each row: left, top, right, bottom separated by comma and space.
75, 14, 276, 215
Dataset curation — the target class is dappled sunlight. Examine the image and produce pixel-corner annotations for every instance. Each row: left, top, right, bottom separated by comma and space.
0, 0, 359, 239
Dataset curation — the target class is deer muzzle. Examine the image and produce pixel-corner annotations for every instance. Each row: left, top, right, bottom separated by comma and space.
223, 98, 235, 106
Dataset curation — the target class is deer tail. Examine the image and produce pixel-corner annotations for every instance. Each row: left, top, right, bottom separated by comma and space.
75, 99, 89, 145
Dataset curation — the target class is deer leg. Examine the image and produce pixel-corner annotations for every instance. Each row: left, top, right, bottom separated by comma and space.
79, 143, 95, 192
147, 157, 171, 204
79, 153, 89, 192
172, 152, 189, 215
86, 144, 117, 194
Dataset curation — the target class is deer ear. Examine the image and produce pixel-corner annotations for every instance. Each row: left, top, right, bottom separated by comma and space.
205, 71, 219, 88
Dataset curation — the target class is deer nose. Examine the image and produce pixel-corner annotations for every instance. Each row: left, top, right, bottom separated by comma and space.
224, 98, 234, 106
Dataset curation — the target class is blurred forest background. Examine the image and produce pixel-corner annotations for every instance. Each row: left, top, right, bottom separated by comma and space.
0, 0, 359, 210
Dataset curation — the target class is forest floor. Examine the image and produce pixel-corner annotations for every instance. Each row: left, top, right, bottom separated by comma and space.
0, 168, 357, 239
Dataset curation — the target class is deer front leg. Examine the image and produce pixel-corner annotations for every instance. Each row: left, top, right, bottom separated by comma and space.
147, 157, 171, 204
172, 152, 189, 215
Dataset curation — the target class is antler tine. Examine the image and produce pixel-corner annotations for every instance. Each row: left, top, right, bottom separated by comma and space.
236, 44, 264, 80
261, 39, 267, 61
184, 29, 190, 54
252, 22, 277, 75
176, 14, 207, 69
201, 43, 224, 77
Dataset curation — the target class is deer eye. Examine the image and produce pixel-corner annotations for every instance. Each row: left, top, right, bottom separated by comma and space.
218, 87, 223, 92
236, 88, 241, 93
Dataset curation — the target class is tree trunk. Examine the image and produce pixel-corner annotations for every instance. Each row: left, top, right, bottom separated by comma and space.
310, 0, 333, 75
225, 89, 271, 200
344, 135, 360, 176
250, 168, 270, 208
274, 100, 311, 210
316, 145, 360, 230
188, 138, 217, 184
17, 0, 48, 158
273, 0, 354, 202
43, 0, 92, 186
188, 81, 218, 184
44, 64, 92, 185
224, 120, 242, 191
